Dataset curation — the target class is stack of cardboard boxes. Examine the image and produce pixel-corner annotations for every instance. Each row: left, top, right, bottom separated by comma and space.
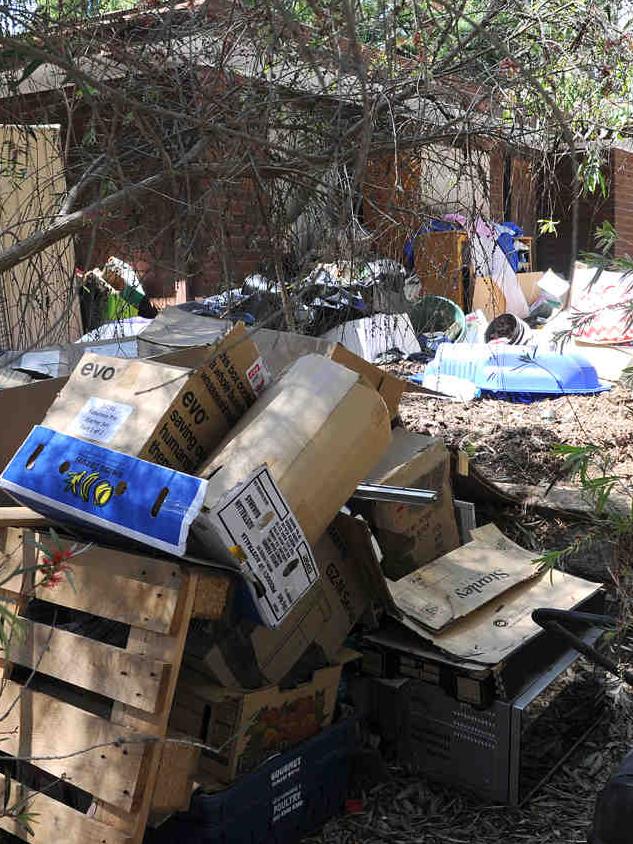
0, 313, 603, 830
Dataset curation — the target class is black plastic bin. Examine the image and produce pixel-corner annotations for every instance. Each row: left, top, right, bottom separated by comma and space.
145, 719, 357, 844
589, 749, 633, 844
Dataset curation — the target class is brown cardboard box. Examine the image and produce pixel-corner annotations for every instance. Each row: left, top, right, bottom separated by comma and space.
471, 272, 544, 321
255, 327, 405, 420
171, 655, 353, 783
186, 514, 383, 687
365, 428, 460, 579
194, 353, 392, 554
42, 323, 266, 474
189, 355, 391, 628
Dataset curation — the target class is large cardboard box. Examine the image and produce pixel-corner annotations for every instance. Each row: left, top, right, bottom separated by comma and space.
188, 355, 390, 627
365, 428, 460, 579
42, 323, 267, 474
194, 353, 392, 557
186, 514, 383, 687
171, 655, 352, 783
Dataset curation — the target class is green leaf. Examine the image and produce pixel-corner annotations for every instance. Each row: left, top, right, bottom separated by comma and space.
65, 568, 77, 594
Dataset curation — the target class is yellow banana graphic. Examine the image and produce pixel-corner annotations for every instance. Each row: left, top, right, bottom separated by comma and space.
80, 472, 100, 502
66, 470, 86, 495
93, 480, 113, 507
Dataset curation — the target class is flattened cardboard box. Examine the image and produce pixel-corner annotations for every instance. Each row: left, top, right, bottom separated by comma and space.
389, 533, 539, 632
187, 513, 383, 687
171, 652, 357, 783
194, 354, 392, 551
365, 428, 461, 579
399, 566, 600, 666
43, 322, 267, 474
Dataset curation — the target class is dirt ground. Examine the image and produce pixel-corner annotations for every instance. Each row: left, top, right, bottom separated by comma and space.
397, 376, 633, 488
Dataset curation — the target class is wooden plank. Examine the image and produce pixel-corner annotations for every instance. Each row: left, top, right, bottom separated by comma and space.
192, 572, 232, 621
0, 778, 130, 844
150, 738, 199, 814
29, 566, 180, 634
0, 507, 50, 528
0, 680, 146, 811
93, 572, 199, 843
495, 481, 630, 518
4, 619, 167, 712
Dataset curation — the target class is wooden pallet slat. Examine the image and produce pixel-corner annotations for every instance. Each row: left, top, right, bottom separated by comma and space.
3, 620, 168, 712
0, 680, 146, 811
0, 778, 131, 844
29, 568, 181, 634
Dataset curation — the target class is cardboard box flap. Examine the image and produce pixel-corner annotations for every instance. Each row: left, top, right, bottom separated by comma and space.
364, 624, 490, 675
254, 327, 404, 420
137, 307, 232, 351
399, 568, 600, 666
366, 428, 444, 485
389, 534, 539, 632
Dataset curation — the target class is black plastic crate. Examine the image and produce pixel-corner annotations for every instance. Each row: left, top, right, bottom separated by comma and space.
145, 719, 356, 844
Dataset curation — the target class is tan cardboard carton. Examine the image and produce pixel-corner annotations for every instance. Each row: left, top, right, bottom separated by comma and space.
189, 355, 391, 628
365, 428, 460, 579
171, 653, 356, 783
186, 513, 383, 687
194, 353, 392, 552
42, 323, 267, 474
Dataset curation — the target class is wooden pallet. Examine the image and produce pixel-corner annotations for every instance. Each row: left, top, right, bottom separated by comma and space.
0, 527, 231, 844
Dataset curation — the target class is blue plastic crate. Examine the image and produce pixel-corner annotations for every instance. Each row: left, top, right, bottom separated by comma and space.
145, 719, 356, 844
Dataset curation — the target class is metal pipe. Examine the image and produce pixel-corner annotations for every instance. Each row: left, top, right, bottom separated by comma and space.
352, 483, 437, 504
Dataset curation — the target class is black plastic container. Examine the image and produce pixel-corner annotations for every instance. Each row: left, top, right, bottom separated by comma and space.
589, 749, 633, 844
145, 719, 356, 844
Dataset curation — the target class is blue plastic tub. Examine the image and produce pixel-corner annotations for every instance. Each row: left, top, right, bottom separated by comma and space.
417, 344, 610, 401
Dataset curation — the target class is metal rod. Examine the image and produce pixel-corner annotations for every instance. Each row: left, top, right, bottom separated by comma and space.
352, 483, 437, 504
532, 609, 633, 687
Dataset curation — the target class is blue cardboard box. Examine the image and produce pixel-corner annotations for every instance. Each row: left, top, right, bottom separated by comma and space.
0, 425, 206, 557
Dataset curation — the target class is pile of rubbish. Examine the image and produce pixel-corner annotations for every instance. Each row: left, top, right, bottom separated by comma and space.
0, 293, 609, 841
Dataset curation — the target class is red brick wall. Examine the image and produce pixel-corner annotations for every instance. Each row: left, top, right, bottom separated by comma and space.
0, 88, 269, 300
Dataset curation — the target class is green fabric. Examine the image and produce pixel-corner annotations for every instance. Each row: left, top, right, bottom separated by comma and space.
105, 293, 138, 321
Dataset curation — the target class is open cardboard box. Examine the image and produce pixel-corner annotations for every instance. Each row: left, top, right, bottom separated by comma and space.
171, 648, 359, 784
471, 271, 544, 321
186, 513, 384, 687
41, 323, 267, 474
364, 428, 461, 579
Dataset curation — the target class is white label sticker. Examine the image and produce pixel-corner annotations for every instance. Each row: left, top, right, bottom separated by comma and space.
69, 397, 134, 444
246, 356, 271, 397
209, 467, 319, 627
